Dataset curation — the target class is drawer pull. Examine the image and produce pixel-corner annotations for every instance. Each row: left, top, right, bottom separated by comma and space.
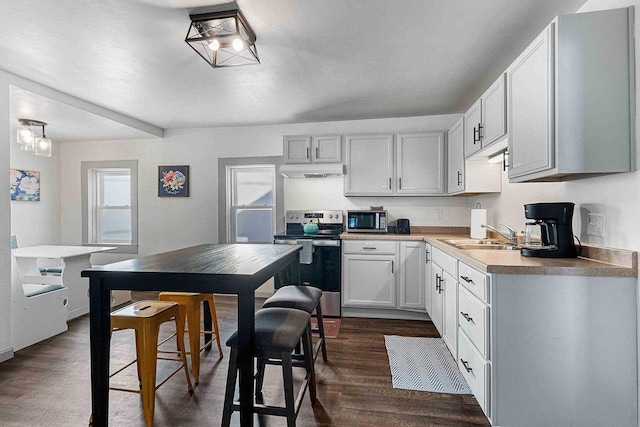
460, 311, 474, 323
460, 358, 473, 373
362, 247, 377, 250
460, 275, 474, 283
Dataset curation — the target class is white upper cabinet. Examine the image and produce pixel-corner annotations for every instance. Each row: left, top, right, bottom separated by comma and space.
396, 133, 446, 195
448, 116, 502, 196
448, 117, 465, 194
464, 74, 507, 158
344, 132, 446, 196
283, 134, 341, 164
507, 7, 634, 182
344, 134, 395, 195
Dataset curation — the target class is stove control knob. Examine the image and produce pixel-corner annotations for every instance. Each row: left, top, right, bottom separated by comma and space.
329, 214, 333, 219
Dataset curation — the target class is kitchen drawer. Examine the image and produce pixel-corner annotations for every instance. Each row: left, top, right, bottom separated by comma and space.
458, 285, 490, 359
458, 262, 489, 303
432, 246, 457, 278
458, 331, 491, 418
342, 240, 397, 255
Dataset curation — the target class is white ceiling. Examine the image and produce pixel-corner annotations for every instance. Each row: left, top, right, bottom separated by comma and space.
0, 0, 588, 141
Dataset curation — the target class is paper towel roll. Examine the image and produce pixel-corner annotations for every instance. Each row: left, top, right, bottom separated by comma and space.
470, 209, 487, 239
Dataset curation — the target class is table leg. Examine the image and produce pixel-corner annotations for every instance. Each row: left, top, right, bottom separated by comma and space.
237, 291, 255, 427
89, 278, 111, 427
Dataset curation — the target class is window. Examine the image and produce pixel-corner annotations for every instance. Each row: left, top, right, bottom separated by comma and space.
82, 160, 138, 253
227, 165, 276, 243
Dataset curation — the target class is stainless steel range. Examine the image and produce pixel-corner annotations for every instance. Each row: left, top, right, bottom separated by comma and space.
274, 210, 343, 317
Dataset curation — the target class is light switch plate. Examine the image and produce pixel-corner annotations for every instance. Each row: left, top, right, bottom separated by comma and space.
587, 213, 605, 237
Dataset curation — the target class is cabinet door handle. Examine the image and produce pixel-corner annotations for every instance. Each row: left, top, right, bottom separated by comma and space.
460, 275, 473, 284
460, 311, 474, 323
316, 146, 319, 159
457, 171, 462, 186
478, 123, 484, 140
435, 274, 440, 291
362, 247, 377, 250
306, 147, 310, 159
399, 177, 402, 189
460, 358, 473, 373
425, 250, 430, 263
473, 126, 479, 144
439, 276, 443, 294
391, 260, 394, 274
389, 177, 392, 190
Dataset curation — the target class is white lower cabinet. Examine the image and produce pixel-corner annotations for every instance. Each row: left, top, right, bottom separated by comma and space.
431, 247, 458, 356
442, 270, 457, 358
424, 244, 432, 315
342, 239, 425, 313
430, 263, 444, 333
458, 330, 490, 415
342, 253, 397, 308
398, 241, 425, 310
457, 261, 491, 418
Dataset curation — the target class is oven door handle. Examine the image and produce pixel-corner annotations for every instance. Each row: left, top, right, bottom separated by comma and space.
310, 240, 340, 247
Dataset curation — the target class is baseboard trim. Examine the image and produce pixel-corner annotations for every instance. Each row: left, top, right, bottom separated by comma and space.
0, 347, 15, 363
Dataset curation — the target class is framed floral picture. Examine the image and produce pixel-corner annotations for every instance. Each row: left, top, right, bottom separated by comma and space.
158, 165, 189, 197
10, 169, 40, 201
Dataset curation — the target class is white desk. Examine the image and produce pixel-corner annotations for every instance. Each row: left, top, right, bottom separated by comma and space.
13, 245, 116, 320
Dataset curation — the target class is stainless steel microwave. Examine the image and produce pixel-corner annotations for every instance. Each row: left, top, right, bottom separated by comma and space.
347, 210, 388, 233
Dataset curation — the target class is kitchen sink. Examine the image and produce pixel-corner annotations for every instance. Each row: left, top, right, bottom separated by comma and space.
439, 238, 501, 245
452, 244, 518, 251
438, 238, 519, 251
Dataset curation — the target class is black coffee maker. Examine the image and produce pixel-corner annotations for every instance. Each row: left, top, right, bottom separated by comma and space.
520, 202, 577, 258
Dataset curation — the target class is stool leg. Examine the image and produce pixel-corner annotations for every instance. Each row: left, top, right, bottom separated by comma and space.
302, 324, 317, 403
255, 357, 266, 401
185, 299, 201, 384
206, 295, 224, 358
175, 307, 194, 394
134, 329, 143, 389
139, 323, 160, 427
282, 352, 296, 427
315, 303, 328, 362
222, 347, 239, 427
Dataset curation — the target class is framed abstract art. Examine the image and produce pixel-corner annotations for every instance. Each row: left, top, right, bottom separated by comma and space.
158, 165, 189, 197
10, 169, 40, 201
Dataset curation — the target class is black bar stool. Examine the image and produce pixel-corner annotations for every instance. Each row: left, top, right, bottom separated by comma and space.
262, 285, 327, 362
221, 307, 316, 427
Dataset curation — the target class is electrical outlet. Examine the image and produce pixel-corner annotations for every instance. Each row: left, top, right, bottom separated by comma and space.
435, 209, 444, 220
587, 213, 605, 238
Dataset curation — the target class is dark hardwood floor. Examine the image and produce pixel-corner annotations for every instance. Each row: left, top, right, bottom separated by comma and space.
0, 294, 490, 426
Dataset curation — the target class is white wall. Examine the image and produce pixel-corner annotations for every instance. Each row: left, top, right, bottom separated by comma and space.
10, 140, 61, 247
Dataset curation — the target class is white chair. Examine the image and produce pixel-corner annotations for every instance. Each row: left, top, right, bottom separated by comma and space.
10, 248, 69, 351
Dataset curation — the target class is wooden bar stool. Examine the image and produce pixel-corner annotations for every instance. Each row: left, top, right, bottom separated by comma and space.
262, 285, 328, 362
109, 301, 193, 427
158, 292, 223, 384
222, 307, 316, 427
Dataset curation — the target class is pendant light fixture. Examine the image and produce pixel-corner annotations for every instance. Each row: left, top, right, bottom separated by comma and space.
185, 6, 259, 68
16, 119, 52, 157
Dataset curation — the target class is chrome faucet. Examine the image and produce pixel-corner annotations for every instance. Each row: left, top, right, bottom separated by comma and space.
481, 222, 518, 245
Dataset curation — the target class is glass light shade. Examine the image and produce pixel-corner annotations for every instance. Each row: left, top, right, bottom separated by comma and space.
17, 124, 34, 145
34, 137, 52, 157
20, 137, 35, 151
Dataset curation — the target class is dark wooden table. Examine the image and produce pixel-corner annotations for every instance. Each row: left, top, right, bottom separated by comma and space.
82, 244, 301, 427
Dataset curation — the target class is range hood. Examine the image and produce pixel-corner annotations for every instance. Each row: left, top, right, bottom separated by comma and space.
279, 163, 344, 178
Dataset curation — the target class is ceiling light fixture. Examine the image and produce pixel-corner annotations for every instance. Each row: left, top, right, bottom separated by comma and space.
16, 119, 52, 157
185, 6, 259, 68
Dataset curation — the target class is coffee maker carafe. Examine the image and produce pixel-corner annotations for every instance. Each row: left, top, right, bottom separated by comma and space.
520, 202, 577, 258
